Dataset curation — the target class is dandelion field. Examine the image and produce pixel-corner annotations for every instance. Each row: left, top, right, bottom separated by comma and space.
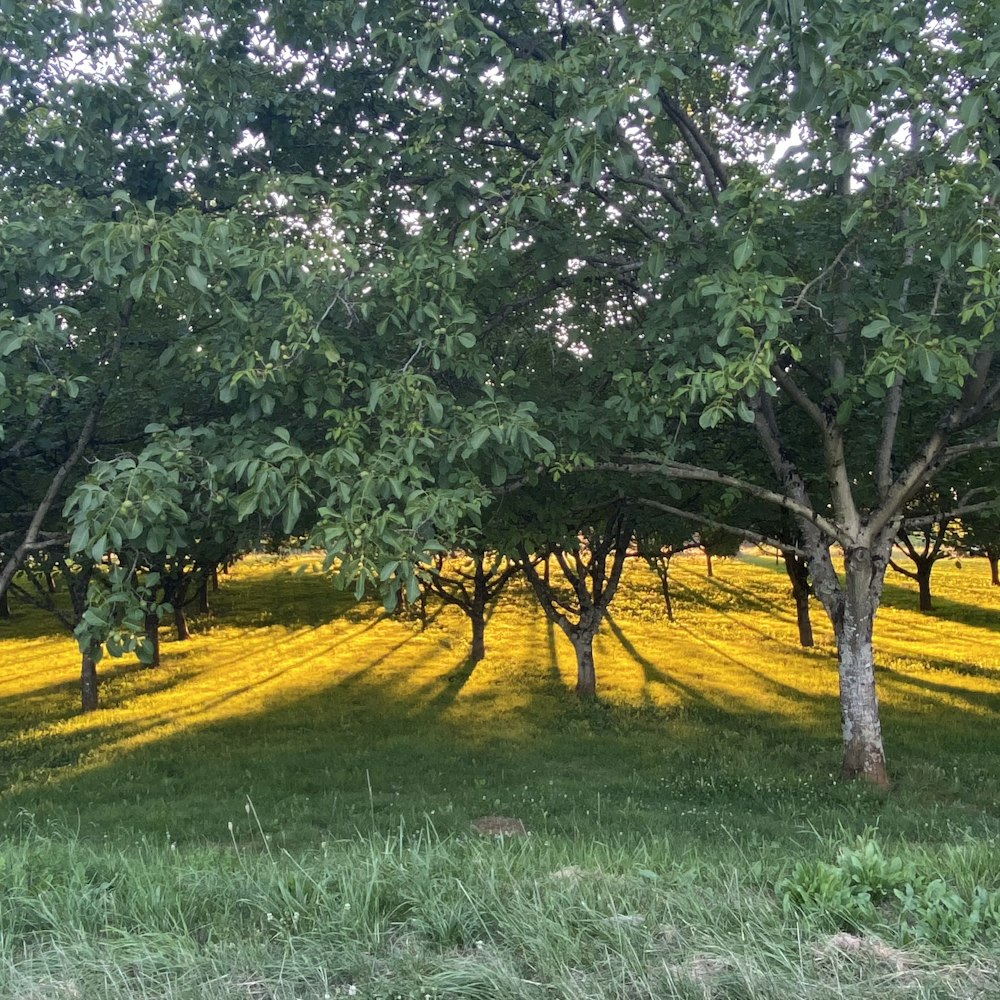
2, 553, 1000, 998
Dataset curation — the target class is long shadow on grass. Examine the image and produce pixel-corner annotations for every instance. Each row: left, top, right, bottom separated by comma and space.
604, 615, 717, 712
419, 605, 505, 716
545, 619, 572, 690
668, 576, 830, 655
878, 664, 1000, 716
605, 613, 838, 736
670, 565, 788, 620
5, 566, 1000, 844
742, 552, 1000, 637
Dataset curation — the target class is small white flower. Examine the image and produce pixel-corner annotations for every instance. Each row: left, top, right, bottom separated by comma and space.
347, 985, 358, 997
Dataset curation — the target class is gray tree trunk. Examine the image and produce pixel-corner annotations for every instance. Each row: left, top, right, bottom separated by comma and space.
572, 632, 597, 699
835, 547, 889, 787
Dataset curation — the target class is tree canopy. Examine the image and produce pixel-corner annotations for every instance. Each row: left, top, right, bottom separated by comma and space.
3, 0, 1000, 783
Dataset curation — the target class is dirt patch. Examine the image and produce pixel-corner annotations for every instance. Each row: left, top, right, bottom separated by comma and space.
470, 815, 527, 837
813, 932, 916, 974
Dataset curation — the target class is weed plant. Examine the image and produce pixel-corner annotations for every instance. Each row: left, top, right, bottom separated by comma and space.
1, 552, 1000, 998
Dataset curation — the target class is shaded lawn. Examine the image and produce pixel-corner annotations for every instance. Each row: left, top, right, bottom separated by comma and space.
0, 552, 999, 849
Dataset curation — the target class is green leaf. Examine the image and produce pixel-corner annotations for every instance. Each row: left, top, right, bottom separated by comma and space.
860, 317, 891, 339
831, 150, 852, 176
733, 236, 754, 270
915, 346, 938, 384
848, 104, 871, 133
490, 460, 507, 486
185, 265, 208, 292
467, 427, 490, 451
416, 40, 433, 72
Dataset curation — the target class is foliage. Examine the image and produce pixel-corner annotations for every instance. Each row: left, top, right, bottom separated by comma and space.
779, 838, 1000, 948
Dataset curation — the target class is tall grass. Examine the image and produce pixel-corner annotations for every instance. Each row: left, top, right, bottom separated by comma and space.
1, 552, 1000, 997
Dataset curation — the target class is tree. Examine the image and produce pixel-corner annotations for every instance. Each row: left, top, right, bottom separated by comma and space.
348, 0, 1000, 786
890, 506, 960, 613
957, 509, 1000, 586
419, 549, 521, 663
511, 486, 634, 699
634, 514, 698, 623
10, 0, 1000, 794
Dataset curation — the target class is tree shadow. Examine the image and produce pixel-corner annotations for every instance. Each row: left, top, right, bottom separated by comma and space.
742, 552, 1000, 636
604, 613, 718, 712
3, 556, 1000, 847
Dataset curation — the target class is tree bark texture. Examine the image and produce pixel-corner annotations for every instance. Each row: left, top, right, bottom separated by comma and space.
989, 550, 999, 586
81, 647, 99, 712
783, 551, 814, 647
656, 560, 674, 622
572, 632, 597, 699
916, 562, 933, 612
836, 548, 890, 788
163, 571, 191, 642
198, 576, 210, 614
144, 612, 161, 667
469, 604, 486, 664
0, 588, 8, 618
175, 606, 190, 641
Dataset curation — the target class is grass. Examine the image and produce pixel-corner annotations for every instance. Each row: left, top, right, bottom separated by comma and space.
1, 552, 1000, 998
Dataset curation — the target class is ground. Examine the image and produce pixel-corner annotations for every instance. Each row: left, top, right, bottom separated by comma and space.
1, 552, 999, 998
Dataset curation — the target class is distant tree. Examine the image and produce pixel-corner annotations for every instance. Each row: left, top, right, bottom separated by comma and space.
419, 549, 521, 663
635, 520, 697, 623
955, 509, 1000, 586
516, 492, 633, 699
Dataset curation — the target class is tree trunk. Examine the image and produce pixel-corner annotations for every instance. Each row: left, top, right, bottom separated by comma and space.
649, 558, 675, 622
198, 576, 210, 614
915, 561, 933, 612
0, 588, 9, 618
46, 571, 57, 593
144, 612, 160, 667
989, 550, 999, 586
660, 568, 674, 622
173, 576, 191, 640
572, 632, 597, 699
705, 551, 714, 578
469, 606, 486, 664
81, 646, 99, 712
783, 552, 813, 647
836, 548, 889, 788
175, 604, 190, 641
211, 564, 220, 592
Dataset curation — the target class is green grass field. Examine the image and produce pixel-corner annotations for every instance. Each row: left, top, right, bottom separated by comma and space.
2, 553, 1000, 998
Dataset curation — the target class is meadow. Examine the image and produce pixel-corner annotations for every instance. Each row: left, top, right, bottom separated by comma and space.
1, 552, 1000, 999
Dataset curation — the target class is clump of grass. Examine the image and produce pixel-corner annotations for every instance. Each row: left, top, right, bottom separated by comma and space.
1, 824, 999, 999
